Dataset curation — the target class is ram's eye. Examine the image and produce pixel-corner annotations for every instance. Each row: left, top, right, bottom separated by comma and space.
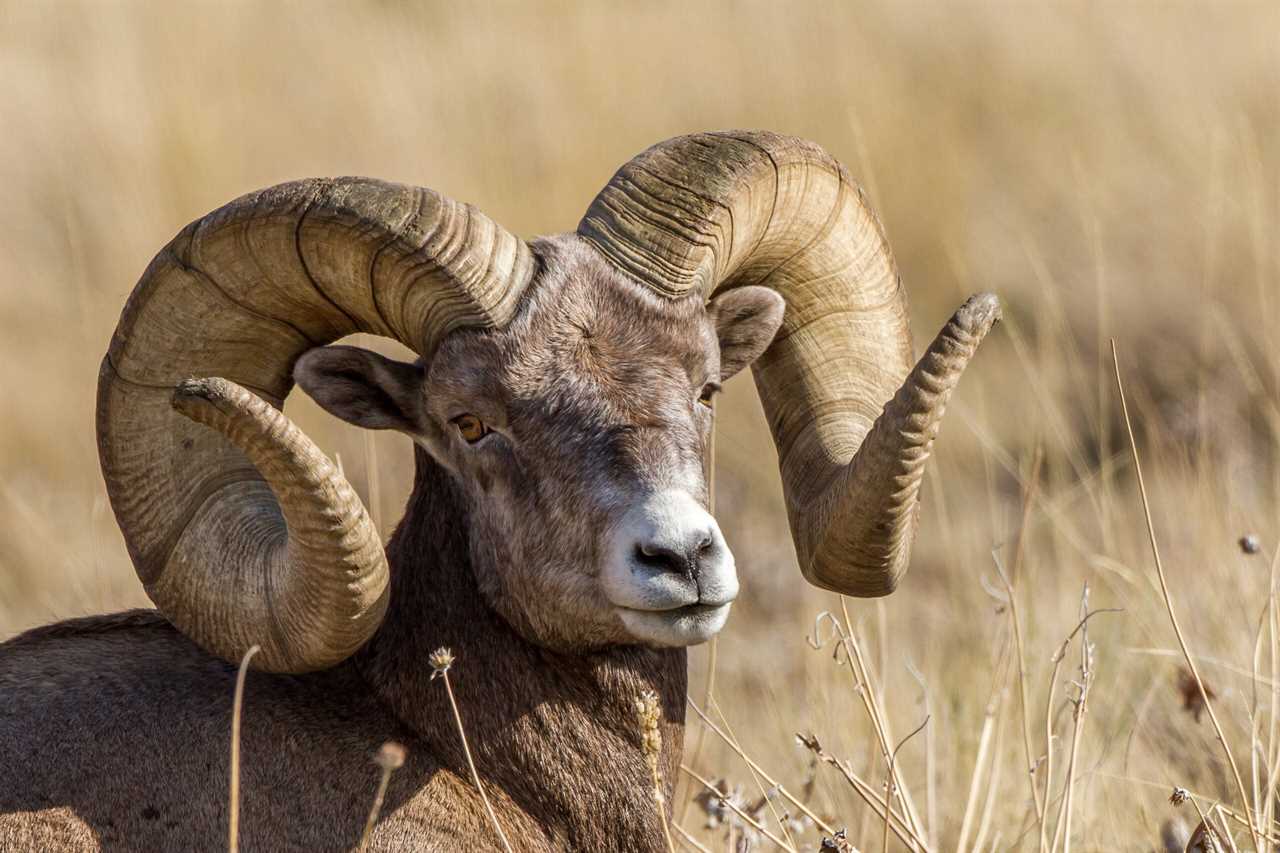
452, 414, 490, 444
698, 384, 720, 408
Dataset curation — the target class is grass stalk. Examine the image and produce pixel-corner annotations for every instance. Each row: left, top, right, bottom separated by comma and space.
995, 544, 1044, 835
228, 644, 260, 853
905, 659, 939, 850
708, 695, 797, 851
957, 626, 1014, 853
431, 650, 514, 853
358, 742, 405, 853
796, 730, 925, 849
1112, 340, 1262, 852
885, 716, 931, 853
671, 820, 714, 853
838, 597, 927, 846
1262, 544, 1280, 853
971, 717, 1007, 853
1039, 606, 1118, 852
996, 447, 1049, 838
357, 768, 392, 853
685, 699, 839, 838
1050, 588, 1094, 853
679, 765, 797, 852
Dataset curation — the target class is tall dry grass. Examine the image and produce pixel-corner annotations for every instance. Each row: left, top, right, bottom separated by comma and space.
1, 2, 1278, 849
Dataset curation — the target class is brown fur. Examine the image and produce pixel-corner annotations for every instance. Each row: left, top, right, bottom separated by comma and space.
0, 236, 784, 851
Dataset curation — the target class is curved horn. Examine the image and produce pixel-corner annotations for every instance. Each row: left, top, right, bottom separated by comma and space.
99, 178, 533, 671
579, 132, 998, 596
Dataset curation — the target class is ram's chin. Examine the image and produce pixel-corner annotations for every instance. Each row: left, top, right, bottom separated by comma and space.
617, 603, 732, 647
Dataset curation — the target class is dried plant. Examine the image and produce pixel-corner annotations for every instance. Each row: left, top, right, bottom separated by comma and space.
430, 648, 514, 853
680, 765, 795, 852
1115, 343, 1261, 852
635, 689, 677, 853
820, 828, 859, 852
357, 742, 406, 853
228, 644, 260, 853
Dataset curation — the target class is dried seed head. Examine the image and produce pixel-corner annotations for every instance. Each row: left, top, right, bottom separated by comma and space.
375, 741, 406, 771
1169, 786, 1189, 806
634, 690, 662, 767
796, 732, 823, 754
633, 689, 668, 821
821, 828, 856, 852
429, 647, 455, 680
1240, 534, 1262, 555
693, 778, 744, 831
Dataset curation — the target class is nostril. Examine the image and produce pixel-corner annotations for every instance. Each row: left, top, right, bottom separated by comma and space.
633, 542, 693, 578
696, 533, 715, 553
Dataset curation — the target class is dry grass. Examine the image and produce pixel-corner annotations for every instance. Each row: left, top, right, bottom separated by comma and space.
2, 1, 1279, 849
430, 647, 515, 852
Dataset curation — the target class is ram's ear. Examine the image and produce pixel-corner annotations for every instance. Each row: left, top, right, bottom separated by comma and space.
294, 345, 423, 432
708, 286, 786, 381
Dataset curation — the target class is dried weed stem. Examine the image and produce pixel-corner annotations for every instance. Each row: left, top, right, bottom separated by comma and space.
228, 644, 260, 853
1113, 340, 1261, 852
994, 446, 1047, 833
837, 598, 928, 846
685, 699, 837, 838
671, 820, 714, 853
1049, 587, 1095, 853
884, 716, 931, 853
430, 648, 514, 853
679, 764, 797, 852
708, 695, 798, 851
1036, 603, 1118, 852
795, 731, 922, 850
358, 742, 406, 852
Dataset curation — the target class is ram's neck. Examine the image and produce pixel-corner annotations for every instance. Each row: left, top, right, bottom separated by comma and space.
355, 446, 686, 849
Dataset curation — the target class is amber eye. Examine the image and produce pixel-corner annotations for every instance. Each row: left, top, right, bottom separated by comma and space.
452, 413, 490, 444
698, 384, 719, 408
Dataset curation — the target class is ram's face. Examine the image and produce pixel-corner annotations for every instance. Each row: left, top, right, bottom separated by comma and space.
296, 237, 784, 651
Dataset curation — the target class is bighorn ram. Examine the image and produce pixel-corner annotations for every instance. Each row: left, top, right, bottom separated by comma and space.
0, 131, 997, 851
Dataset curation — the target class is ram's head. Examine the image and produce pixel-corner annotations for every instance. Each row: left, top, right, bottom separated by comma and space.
98, 132, 999, 671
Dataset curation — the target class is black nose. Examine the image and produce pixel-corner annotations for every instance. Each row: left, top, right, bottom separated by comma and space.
634, 533, 715, 579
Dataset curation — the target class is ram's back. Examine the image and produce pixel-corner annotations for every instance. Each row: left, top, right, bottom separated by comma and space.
0, 611, 510, 852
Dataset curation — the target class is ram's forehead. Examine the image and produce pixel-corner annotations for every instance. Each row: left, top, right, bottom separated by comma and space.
502, 238, 716, 388
427, 234, 718, 404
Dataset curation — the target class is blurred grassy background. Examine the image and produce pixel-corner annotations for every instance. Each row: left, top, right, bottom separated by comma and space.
2, 1, 1278, 849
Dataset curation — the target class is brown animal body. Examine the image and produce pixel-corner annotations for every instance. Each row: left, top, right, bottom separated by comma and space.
0, 132, 999, 851
0, 448, 684, 851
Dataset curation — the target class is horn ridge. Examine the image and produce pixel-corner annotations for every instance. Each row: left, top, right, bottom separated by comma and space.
98, 178, 532, 671
580, 131, 997, 596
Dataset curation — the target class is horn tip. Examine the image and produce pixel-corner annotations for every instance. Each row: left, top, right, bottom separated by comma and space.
171, 376, 242, 417
954, 292, 1002, 338
173, 376, 222, 404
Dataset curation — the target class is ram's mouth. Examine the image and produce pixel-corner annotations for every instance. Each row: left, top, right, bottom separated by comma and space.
652, 602, 729, 618
616, 601, 733, 647
669, 602, 726, 616
616, 599, 732, 615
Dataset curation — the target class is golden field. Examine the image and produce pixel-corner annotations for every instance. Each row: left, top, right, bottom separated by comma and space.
1, 2, 1278, 849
